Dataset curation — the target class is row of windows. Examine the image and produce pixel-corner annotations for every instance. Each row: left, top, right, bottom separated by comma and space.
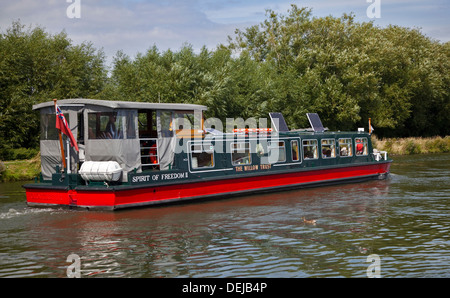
190, 137, 369, 170
302, 138, 369, 159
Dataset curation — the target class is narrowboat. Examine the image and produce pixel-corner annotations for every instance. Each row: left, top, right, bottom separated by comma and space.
23, 98, 392, 210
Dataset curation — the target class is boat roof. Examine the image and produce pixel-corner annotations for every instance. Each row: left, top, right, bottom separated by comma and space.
32, 98, 208, 111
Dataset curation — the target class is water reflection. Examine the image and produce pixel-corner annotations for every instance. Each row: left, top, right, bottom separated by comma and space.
0, 154, 449, 277
26, 180, 392, 278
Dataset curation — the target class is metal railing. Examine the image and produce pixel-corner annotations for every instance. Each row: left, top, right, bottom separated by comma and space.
373, 149, 388, 161
139, 138, 159, 167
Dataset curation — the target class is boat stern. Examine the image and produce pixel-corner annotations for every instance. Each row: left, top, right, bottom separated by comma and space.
24, 180, 118, 211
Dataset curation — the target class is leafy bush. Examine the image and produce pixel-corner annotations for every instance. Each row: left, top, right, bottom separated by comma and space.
405, 140, 422, 154
0, 147, 39, 161
0, 161, 5, 174
425, 137, 450, 153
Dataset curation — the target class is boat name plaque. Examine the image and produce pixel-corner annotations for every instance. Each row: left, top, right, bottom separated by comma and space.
131, 172, 189, 184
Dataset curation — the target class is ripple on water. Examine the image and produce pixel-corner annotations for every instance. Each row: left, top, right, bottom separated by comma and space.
0, 154, 449, 277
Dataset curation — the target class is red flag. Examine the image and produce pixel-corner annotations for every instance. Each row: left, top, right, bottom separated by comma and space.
55, 104, 79, 152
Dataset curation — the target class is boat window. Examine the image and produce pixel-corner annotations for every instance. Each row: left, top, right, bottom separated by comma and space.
231, 142, 252, 165
355, 137, 369, 156
339, 138, 353, 157
40, 113, 60, 140
303, 139, 318, 159
87, 111, 136, 139
174, 110, 204, 138
268, 141, 286, 163
190, 143, 214, 169
174, 111, 202, 129
88, 112, 121, 139
157, 111, 173, 137
321, 139, 336, 158
125, 111, 137, 139
291, 140, 300, 161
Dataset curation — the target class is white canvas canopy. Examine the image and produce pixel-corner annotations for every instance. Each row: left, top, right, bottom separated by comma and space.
34, 98, 207, 181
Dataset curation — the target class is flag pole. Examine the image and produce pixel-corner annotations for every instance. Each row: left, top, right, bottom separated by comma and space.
53, 99, 67, 171
369, 118, 372, 135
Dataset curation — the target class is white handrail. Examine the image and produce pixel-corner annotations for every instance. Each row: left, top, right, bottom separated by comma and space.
139, 138, 159, 166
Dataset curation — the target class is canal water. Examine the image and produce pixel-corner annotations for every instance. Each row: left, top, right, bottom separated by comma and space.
0, 154, 449, 278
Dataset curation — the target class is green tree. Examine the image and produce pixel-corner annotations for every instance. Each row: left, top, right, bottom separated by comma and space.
0, 21, 107, 158
226, 5, 449, 137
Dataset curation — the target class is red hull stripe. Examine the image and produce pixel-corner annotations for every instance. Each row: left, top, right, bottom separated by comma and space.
26, 162, 391, 210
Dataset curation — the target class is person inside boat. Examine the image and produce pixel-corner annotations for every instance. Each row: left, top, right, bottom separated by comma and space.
356, 139, 364, 155
105, 114, 122, 139
322, 148, 331, 158
105, 114, 116, 138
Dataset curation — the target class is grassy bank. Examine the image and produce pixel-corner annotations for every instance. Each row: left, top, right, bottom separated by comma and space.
372, 136, 450, 155
0, 154, 41, 182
